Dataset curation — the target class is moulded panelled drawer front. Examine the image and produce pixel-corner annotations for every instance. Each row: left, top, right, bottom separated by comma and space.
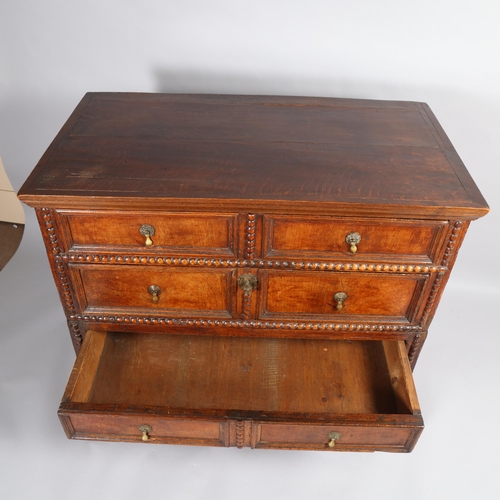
259, 270, 427, 323
264, 215, 448, 262
69, 265, 235, 318
254, 421, 422, 452
59, 411, 226, 446
58, 211, 238, 255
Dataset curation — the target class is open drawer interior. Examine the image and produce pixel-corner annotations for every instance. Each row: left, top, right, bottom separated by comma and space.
58, 331, 423, 451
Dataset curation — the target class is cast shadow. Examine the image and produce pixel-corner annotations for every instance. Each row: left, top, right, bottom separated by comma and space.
153, 67, 404, 100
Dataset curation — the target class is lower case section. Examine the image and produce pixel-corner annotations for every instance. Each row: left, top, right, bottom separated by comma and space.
58, 330, 424, 452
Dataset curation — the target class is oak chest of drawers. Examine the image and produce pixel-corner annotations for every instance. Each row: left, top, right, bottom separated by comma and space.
18, 93, 488, 452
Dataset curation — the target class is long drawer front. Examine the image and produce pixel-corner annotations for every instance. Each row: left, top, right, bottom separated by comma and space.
59, 410, 422, 452
58, 330, 424, 452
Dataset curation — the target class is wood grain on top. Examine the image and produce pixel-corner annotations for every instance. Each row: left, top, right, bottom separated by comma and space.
18, 93, 488, 218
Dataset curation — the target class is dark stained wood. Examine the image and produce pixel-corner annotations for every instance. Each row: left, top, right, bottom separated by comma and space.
19, 93, 488, 452
70, 94, 438, 145
19, 93, 489, 219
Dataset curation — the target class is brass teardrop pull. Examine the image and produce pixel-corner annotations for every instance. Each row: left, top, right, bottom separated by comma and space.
148, 285, 161, 303
345, 232, 361, 253
140, 224, 155, 246
334, 292, 347, 311
138, 424, 152, 442
327, 431, 341, 448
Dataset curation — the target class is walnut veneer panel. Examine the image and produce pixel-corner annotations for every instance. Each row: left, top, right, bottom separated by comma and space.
264, 216, 448, 263
259, 271, 427, 323
69, 265, 235, 318
58, 211, 238, 256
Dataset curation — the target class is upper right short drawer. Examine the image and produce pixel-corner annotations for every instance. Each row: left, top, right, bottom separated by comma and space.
263, 216, 449, 264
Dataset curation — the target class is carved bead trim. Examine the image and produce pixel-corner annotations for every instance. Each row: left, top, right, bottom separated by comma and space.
441, 221, 464, 267
245, 213, 256, 259
238, 273, 258, 321
60, 253, 446, 274
72, 314, 420, 332
68, 321, 83, 351
55, 259, 76, 314
40, 208, 61, 255
39, 210, 77, 315
408, 333, 423, 366
419, 272, 445, 327
417, 222, 466, 330
235, 421, 246, 449
241, 291, 252, 321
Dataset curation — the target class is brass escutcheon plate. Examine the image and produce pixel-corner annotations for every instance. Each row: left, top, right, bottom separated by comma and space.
237, 274, 258, 293
139, 224, 155, 237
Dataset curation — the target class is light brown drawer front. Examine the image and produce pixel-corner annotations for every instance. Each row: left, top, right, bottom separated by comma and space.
60, 412, 226, 446
264, 215, 447, 262
70, 265, 235, 318
259, 271, 427, 323
58, 211, 238, 256
255, 421, 422, 452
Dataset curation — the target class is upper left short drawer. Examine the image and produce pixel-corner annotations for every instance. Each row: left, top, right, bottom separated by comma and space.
53, 210, 239, 256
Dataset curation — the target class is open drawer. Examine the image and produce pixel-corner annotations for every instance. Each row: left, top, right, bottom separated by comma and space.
58, 331, 424, 452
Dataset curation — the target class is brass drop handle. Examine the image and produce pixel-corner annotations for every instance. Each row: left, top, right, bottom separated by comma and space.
327, 431, 341, 448
334, 292, 347, 311
138, 424, 152, 442
140, 224, 155, 247
345, 232, 361, 253
148, 285, 161, 303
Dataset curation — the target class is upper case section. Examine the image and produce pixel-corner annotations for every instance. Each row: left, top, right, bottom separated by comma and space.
18, 93, 488, 219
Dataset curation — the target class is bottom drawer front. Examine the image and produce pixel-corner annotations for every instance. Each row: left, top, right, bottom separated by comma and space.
59, 412, 226, 446
255, 421, 422, 452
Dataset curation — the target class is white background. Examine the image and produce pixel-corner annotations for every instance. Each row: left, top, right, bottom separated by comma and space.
1, 1, 499, 499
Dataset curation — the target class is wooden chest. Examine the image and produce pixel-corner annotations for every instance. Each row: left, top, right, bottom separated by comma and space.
18, 93, 488, 452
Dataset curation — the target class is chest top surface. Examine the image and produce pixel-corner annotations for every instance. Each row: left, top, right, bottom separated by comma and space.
18, 93, 488, 219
